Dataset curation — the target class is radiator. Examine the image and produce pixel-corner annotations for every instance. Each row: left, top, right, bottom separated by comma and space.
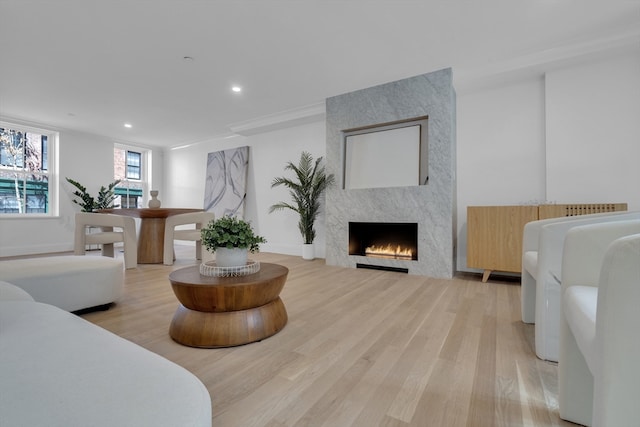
538, 203, 628, 220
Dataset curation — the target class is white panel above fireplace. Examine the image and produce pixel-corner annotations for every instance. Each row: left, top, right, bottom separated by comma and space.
345, 125, 420, 189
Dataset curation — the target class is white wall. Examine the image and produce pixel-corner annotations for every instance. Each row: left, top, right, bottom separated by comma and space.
456, 77, 546, 271
456, 49, 640, 273
545, 52, 640, 204
163, 120, 328, 258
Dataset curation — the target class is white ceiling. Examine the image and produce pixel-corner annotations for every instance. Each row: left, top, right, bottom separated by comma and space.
1, 1, 639, 148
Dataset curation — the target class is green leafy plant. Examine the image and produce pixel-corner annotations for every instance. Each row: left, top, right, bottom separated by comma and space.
66, 177, 121, 212
269, 151, 335, 244
200, 215, 266, 253
95, 180, 121, 210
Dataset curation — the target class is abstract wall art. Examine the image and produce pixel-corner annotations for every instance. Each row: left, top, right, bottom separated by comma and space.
203, 146, 249, 218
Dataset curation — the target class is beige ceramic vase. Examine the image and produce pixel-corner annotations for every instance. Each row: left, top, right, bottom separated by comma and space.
148, 190, 161, 208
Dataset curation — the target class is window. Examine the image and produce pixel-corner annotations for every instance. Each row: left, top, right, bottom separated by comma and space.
0, 122, 57, 215
113, 145, 148, 208
126, 151, 141, 180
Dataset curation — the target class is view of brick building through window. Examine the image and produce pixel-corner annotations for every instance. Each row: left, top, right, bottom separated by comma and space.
0, 126, 50, 214
113, 147, 144, 208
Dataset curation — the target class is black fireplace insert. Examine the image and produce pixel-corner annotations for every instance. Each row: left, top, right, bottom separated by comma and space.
349, 222, 418, 261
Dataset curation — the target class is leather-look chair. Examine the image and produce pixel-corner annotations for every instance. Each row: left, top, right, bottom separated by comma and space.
74, 212, 137, 269
163, 211, 215, 265
559, 222, 640, 426
521, 210, 640, 361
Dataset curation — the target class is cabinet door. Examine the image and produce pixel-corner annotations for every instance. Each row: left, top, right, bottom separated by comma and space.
467, 206, 538, 273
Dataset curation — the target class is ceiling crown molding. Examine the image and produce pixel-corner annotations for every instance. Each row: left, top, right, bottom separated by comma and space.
454, 28, 640, 93
228, 101, 326, 136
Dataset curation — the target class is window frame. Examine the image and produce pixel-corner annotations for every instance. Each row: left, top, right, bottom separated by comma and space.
114, 143, 151, 208
126, 150, 142, 180
0, 121, 59, 217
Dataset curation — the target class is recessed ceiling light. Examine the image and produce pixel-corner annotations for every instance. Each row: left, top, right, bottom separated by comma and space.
231, 86, 242, 93
124, 123, 132, 128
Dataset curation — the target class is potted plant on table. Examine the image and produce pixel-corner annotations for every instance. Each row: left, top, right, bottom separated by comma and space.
66, 177, 121, 211
200, 216, 267, 267
269, 151, 335, 260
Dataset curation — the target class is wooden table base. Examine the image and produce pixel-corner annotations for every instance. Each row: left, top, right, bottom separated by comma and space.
168, 263, 289, 348
170, 297, 288, 348
99, 208, 203, 264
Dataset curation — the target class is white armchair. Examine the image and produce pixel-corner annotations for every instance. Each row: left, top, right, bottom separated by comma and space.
74, 212, 137, 269
558, 222, 640, 426
163, 211, 215, 265
521, 210, 640, 361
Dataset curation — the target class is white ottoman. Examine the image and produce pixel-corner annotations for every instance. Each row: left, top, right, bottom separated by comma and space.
0, 256, 123, 312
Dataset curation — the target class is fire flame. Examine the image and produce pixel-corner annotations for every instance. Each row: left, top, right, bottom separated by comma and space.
365, 244, 413, 260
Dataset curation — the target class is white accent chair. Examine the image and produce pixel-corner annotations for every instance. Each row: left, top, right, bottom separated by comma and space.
74, 212, 138, 269
163, 211, 215, 265
521, 210, 640, 361
559, 223, 640, 426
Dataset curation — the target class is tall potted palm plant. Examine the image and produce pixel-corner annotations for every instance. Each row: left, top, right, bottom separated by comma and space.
269, 151, 335, 260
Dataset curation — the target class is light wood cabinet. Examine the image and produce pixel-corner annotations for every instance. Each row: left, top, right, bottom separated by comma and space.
467, 206, 538, 282
467, 203, 627, 282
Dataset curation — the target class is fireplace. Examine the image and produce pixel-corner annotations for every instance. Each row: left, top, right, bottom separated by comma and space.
325, 69, 456, 278
349, 222, 418, 261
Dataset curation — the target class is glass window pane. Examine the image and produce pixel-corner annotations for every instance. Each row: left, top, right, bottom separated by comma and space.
25, 133, 43, 172
42, 135, 48, 171
127, 166, 140, 180
126, 150, 141, 180
0, 129, 25, 168
26, 175, 48, 213
127, 151, 140, 166
0, 170, 25, 213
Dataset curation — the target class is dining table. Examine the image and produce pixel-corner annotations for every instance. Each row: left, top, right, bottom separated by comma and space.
99, 208, 203, 264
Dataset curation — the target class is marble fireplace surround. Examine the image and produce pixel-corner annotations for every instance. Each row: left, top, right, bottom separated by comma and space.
325, 68, 457, 278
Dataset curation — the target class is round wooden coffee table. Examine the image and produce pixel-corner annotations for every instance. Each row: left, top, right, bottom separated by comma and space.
168, 263, 288, 348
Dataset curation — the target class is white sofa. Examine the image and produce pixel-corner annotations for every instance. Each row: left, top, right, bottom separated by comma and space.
0, 281, 212, 427
520, 210, 640, 361
558, 224, 640, 426
0, 255, 123, 312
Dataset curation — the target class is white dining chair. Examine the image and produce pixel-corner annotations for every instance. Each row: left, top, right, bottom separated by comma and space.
74, 212, 138, 269
163, 211, 215, 265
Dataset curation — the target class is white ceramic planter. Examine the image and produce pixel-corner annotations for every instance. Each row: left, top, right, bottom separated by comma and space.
302, 243, 314, 260
215, 247, 248, 267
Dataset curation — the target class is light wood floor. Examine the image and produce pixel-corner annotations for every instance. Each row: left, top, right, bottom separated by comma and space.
72, 249, 575, 426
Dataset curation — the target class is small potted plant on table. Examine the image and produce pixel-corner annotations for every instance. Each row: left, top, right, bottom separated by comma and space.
200, 216, 266, 267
